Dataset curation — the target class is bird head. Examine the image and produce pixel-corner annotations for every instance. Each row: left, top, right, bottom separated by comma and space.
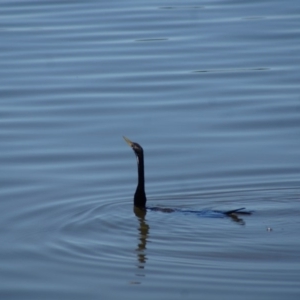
123, 136, 144, 157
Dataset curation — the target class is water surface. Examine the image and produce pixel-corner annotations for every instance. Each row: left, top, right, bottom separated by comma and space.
1, 0, 300, 299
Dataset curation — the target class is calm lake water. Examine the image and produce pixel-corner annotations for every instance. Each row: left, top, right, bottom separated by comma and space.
1, 0, 300, 299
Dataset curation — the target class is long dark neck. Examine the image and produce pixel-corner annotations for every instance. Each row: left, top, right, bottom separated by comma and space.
134, 152, 147, 208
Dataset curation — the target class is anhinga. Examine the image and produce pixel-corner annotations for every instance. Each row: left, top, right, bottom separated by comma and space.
123, 136, 251, 217
124, 136, 147, 208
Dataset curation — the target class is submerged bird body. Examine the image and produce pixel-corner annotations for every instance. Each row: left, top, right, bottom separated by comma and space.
123, 136, 251, 217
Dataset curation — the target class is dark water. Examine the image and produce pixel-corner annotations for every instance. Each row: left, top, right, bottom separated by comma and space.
1, 0, 300, 299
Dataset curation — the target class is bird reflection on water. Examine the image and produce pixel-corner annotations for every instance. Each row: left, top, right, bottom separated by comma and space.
129, 207, 149, 285
123, 136, 252, 222
134, 207, 149, 268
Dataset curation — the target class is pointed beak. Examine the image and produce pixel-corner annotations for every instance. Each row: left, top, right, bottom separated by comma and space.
123, 136, 134, 148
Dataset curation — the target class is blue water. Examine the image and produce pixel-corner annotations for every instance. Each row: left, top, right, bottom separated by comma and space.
1, 0, 300, 299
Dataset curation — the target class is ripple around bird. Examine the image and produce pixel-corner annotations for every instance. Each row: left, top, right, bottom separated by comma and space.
43, 186, 300, 265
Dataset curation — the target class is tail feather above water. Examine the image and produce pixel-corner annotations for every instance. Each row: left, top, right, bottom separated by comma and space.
224, 207, 252, 215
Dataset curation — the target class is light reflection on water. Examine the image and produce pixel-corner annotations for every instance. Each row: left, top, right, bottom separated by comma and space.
1, 0, 300, 299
